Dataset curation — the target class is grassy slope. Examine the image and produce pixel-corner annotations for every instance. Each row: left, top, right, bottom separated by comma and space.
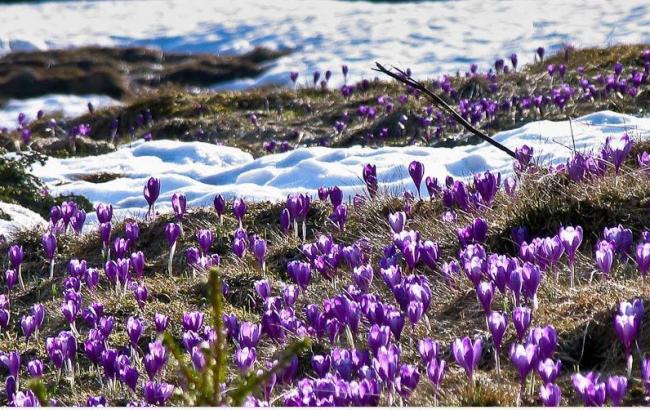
12, 43, 650, 159
1, 140, 650, 405
0, 44, 649, 405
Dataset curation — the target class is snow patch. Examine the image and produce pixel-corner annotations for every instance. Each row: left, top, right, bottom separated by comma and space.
0, 0, 649, 88
17, 110, 650, 226
0, 94, 121, 129
0, 202, 46, 239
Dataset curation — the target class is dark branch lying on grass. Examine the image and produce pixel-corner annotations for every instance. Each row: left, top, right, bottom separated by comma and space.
373, 62, 517, 158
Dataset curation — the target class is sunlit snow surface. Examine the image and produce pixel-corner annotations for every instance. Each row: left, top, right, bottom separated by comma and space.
0, 94, 120, 129
16, 111, 649, 228
0, 202, 47, 239
0, 0, 649, 89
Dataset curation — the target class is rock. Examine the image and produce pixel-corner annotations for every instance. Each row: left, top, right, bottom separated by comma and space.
0, 46, 289, 100
31, 136, 115, 157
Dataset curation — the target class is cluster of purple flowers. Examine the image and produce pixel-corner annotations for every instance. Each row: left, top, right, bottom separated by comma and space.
3, 99, 650, 406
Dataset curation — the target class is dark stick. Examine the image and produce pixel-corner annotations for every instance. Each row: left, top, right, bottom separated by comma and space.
373, 62, 517, 159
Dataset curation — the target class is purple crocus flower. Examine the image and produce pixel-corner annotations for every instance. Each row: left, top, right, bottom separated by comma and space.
213, 194, 226, 224
87, 396, 107, 407
143, 177, 160, 217
0, 308, 9, 331
232, 238, 247, 258
171, 193, 187, 222
396, 364, 420, 398
143, 381, 174, 406
362, 164, 378, 198
388, 212, 406, 234
510, 342, 536, 387
196, 229, 213, 255
407, 301, 424, 327
539, 383, 561, 407
132, 283, 148, 310
614, 301, 641, 376
476, 281, 494, 314
605, 134, 633, 174
451, 336, 482, 380
70, 209, 86, 234
20, 315, 36, 340
504, 176, 517, 197
124, 220, 139, 245
572, 372, 606, 407
5, 269, 17, 291
372, 344, 400, 386
488, 311, 507, 373
61, 201, 77, 228
287, 260, 311, 290
99, 221, 112, 250
418, 337, 441, 364
408, 161, 425, 199
182, 311, 204, 333
235, 347, 257, 372
1, 351, 20, 378
27, 359, 43, 378
42, 232, 57, 280
559, 226, 582, 287
317, 186, 329, 201
427, 358, 446, 405
311, 355, 331, 378
330, 204, 348, 231
528, 325, 557, 360
238, 322, 262, 348
154, 313, 169, 333
253, 238, 267, 272
352, 264, 373, 292
95, 203, 113, 224
474, 170, 500, 205
13, 390, 40, 407
603, 225, 633, 255
537, 358, 562, 384
126, 316, 144, 346
522, 262, 541, 308
384, 309, 403, 341
425, 176, 441, 200
595, 240, 614, 276
510, 53, 518, 70
329, 186, 343, 208
283, 285, 299, 307
8, 244, 23, 269
515, 145, 533, 172
254, 279, 271, 301
641, 358, 650, 397
606, 375, 627, 406
113, 236, 131, 259
512, 307, 532, 341
233, 198, 246, 228
635, 242, 650, 277
367, 324, 391, 355
280, 208, 290, 234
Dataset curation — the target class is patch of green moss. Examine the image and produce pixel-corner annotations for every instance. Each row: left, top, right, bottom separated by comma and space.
0, 149, 92, 218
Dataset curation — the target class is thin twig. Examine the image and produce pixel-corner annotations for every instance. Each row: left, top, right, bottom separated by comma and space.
568, 116, 576, 152
373, 62, 517, 158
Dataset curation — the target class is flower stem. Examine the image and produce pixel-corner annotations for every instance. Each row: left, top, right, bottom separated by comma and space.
18, 265, 25, 291
49, 259, 55, 280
